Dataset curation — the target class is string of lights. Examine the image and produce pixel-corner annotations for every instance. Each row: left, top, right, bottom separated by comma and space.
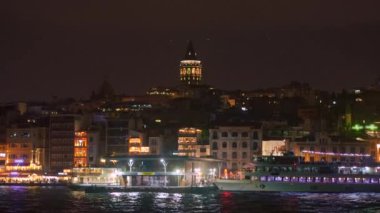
301, 150, 371, 157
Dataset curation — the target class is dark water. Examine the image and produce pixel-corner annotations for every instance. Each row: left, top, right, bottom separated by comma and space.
1, 186, 380, 212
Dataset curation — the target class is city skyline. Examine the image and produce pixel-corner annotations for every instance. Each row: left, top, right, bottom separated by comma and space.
1, 1, 380, 102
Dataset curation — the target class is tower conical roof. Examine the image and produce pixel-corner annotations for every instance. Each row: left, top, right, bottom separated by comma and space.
183, 40, 198, 60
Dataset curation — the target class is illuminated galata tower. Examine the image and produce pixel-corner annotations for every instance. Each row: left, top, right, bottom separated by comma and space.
180, 41, 202, 85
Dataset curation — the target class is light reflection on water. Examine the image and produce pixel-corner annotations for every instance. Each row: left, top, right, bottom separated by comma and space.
0, 186, 379, 212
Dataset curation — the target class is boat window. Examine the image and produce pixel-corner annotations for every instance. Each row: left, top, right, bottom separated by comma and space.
283, 177, 290, 182
323, 177, 330, 183
346, 178, 354, 183
291, 177, 298, 182
275, 177, 282, 182
363, 178, 370, 184
355, 178, 362, 183
267, 176, 275, 182
307, 177, 313, 183
299, 177, 306, 183
371, 178, 379, 184
260, 176, 266, 181
251, 176, 258, 181
315, 177, 321, 183
331, 178, 337, 183
338, 177, 345, 183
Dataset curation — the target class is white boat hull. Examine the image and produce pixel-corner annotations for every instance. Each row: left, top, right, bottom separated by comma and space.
215, 180, 380, 192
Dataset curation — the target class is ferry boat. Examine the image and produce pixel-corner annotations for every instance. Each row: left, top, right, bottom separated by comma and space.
215, 155, 380, 192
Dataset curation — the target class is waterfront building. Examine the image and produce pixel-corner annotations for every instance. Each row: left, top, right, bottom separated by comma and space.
105, 117, 129, 156
74, 131, 88, 167
177, 128, 202, 157
87, 130, 101, 167
261, 139, 287, 156
290, 133, 372, 164
0, 144, 6, 172
148, 136, 163, 155
49, 115, 80, 174
86, 156, 223, 187
370, 137, 380, 162
128, 137, 150, 155
180, 41, 202, 85
209, 122, 263, 171
5, 127, 47, 172
71, 167, 123, 186
195, 144, 210, 158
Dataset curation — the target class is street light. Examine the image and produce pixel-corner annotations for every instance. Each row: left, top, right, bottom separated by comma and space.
160, 159, 168, 187
128, 159, 134, 172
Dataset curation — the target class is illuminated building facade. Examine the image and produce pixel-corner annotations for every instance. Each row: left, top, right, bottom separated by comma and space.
128, 137, 150, 155
261, 140, 287, 156
0, 144, 6, 172
375, 139, 380, 162
180, 41, 202, 85
146, 87, 178, 97
177, 128, 202, 157
74, 131, 88, 167
290, 133, 371, 163
209, 123, 263, 170
195, 144, 210, 158
5, 127, 47, 175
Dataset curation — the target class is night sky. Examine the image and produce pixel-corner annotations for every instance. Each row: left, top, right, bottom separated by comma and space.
1, 1, 380, 102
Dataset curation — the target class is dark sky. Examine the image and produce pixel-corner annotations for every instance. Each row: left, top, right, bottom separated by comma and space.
1, 1, 380, 102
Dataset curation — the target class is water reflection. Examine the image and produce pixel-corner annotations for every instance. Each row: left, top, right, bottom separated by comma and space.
0, 187, 379, 212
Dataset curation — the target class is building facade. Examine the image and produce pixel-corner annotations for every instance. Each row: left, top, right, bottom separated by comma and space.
49, 115, 78, 174
5, 127, 47, 175
74, 131, 88, 167
87, 130, 101, 167
148, 136, 163, 155
177, 127, 202, 157
209, 123, 262, 170
290, 133, 371, 164
105, 117, 129, 156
